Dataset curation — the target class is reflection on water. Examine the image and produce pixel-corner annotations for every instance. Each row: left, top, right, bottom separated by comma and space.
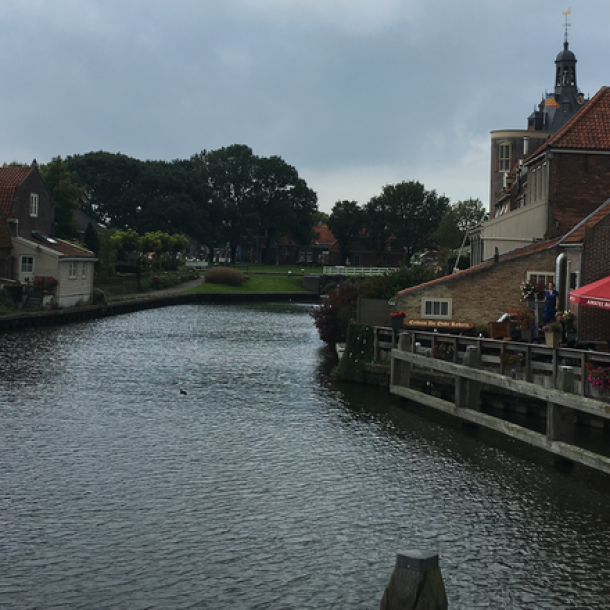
1, 303, 610, 609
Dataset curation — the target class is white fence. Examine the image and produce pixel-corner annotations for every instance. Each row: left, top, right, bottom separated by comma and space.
185, 260, 209, 269
323, 266, 397, 276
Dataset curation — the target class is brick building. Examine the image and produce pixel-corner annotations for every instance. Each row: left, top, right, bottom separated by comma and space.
0, 162, 96, 308
395, 240, 559, 330
473, 86, 610, 265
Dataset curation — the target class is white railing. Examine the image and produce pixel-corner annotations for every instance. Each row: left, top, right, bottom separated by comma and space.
323, 266, 397, 276
185, 260, 209, 269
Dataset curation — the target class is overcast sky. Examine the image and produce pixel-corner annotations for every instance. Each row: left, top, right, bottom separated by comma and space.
1, 1, 609, 213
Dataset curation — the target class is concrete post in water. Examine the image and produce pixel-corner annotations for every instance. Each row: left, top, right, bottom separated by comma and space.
380, 551, 447, 610
547, 366, 575, 444
455, 345, 481, 411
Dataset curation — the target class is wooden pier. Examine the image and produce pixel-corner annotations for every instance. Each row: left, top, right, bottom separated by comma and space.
384, 329, 610, 475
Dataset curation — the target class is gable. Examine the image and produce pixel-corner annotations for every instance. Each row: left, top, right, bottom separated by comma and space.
0, 166, 32, 218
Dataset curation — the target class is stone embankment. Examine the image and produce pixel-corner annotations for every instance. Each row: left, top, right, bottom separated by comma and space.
0, 289, 319, 332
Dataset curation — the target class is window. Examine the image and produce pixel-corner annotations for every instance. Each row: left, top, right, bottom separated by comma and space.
570, 272, 579, 290
29, 193, 39, 217
69, 262, 77, 279
82, 263, 87, 280
353, 254, 361, 266
527, 271, 555, 291
421, 298, 452, 320
21, 255, 34, 273
499, 143, 511, 172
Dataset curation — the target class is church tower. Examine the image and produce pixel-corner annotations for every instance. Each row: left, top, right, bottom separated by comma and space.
527, 19, 586, 132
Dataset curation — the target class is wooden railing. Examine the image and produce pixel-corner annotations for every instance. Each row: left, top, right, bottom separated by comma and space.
373, 327, 610, 398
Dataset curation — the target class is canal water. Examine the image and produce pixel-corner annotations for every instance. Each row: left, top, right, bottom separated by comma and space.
1, 303, 610, 609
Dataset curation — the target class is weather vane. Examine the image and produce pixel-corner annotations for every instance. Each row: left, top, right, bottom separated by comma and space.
563, 7, 571, 43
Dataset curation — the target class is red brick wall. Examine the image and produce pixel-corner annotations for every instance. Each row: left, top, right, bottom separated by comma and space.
549, 153, 610, 238
15, 170, 53, 237
578, 215, 610, 342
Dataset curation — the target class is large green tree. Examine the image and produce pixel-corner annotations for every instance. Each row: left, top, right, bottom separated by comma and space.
327, 200, 365, 264
40, 156, 83, 239
431, 197, 487, 250
374, 181, 449, 265
254, 155, 317, 262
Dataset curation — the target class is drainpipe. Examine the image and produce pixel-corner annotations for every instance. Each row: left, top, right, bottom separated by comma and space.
555, 252, 567, 312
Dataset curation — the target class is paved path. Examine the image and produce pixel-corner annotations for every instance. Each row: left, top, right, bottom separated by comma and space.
105, 277, 205, 303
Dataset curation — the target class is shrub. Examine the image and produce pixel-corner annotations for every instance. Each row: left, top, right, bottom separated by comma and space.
204, 267, 245, 287
311, 281, 360, 346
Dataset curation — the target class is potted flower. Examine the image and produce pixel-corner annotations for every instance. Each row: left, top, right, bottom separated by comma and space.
516, 309, 535, 342
520, 281, 536, 306
390, 310, 406, 331
561, 310, 577, 340
542, 321, 562, 348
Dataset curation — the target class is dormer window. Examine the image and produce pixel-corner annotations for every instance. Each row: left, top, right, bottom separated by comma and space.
29, 193, 39, 217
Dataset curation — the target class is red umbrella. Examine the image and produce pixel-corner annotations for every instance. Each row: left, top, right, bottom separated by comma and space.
569, 276, 610, 310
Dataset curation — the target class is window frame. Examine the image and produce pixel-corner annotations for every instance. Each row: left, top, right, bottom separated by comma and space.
69, 262, 77, 279
29, 193, 39, 217
21, 255, 34, 274
498, 142, 511, 172
421, 297, 452, 320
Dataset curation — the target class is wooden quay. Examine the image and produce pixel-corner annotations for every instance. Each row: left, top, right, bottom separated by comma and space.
380, 328, 610, 476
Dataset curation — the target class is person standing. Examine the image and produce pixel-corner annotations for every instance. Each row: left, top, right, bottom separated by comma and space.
544, 281, 559, 324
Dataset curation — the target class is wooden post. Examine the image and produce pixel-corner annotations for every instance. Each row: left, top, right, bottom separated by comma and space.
547, 366, 575, 444
455, 345, 481, 410
374, 327, 380, 362
392, 333, 412, 388
380, 551, 447, 610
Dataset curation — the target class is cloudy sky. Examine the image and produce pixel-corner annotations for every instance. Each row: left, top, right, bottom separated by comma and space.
1, 1, 609, 213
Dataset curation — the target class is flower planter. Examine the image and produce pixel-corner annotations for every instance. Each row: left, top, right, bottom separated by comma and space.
545, 331, 560, 349
391, 316, 405, 331
520, 328, 533, 343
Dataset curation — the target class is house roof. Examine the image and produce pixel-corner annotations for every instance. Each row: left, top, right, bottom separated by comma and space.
530, 86, 610, 157
312, 224, 336, 246
16, 235, 96, 259
397, 238, 559, 296
0, 166, 33, 217
559, 197, 610, 244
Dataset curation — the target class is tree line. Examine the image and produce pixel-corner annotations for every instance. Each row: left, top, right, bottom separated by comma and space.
327, 185, 486, 269
26, 148, 486, 271
38, 145, 319, 264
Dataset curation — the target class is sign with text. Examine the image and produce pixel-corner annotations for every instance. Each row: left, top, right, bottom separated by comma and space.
404, 319, 474, 330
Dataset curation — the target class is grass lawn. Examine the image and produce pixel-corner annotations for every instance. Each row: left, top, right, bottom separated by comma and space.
227, 263, 324, 275
188, 274, 310, 293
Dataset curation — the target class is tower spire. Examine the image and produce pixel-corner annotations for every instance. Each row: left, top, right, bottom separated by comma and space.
563, 8, 571, 45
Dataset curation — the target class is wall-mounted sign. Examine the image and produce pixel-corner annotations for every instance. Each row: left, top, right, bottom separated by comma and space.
404, 319, 474, 330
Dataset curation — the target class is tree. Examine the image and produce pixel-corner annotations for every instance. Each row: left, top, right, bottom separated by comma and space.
327, 200, 365, 265
431, 198, 487, 250
84, 222, 100, 256
203, 144, 260, 263
363, 195, 393, 261
374, 181, 449, 266
40, 156, 83, 239
254, 155, 317, 263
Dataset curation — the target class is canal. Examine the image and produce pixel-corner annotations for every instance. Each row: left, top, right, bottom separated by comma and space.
1, 303, 610, 609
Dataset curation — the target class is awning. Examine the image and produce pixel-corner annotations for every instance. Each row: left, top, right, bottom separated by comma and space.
569, 276, 610, 310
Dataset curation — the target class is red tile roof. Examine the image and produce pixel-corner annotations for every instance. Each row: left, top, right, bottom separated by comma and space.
0, 166, 32, 218
531, 87, 610, 156
397, 238, 560, 296
18, 236, 96, 259
312, 224, 336, 245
